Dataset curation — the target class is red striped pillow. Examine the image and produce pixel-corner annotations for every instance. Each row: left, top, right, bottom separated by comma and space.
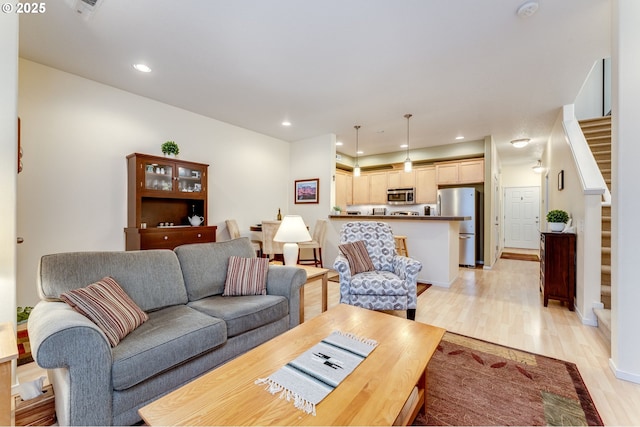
339, 240, 375, 274
60, 276, 148, 347
223, 256, 269, 296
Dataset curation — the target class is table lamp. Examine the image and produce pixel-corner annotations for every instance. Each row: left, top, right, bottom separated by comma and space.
273, 215, 312, 266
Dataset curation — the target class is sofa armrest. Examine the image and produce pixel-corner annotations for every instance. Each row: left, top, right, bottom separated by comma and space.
265, 266, 307, 328
29, 301, 113, 426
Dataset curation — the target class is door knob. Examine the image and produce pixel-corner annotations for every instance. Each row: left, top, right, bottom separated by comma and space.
17, 237, 24, 244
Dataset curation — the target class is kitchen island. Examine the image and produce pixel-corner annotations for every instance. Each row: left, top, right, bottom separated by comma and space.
328, 215, 470, 287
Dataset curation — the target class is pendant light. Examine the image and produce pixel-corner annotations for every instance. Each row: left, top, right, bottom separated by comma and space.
353, 125, 361, 177
404, 114, 413, 172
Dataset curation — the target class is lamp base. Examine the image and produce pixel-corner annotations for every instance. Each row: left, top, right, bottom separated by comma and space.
282, 242, 299, 266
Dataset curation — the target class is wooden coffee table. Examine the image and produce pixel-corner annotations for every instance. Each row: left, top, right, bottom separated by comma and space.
138, 304, 445, 426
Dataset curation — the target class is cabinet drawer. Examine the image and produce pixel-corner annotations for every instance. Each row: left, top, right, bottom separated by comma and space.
137, 227, 216, 250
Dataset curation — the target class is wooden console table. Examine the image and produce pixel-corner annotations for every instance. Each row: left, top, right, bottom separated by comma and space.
0, 322, 18, 426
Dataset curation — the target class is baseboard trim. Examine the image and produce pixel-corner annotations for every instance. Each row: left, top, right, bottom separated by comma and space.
609, 358, 640, 384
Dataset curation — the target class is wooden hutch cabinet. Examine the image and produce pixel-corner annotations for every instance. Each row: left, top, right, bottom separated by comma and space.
124, 153, 217, 250
540, 232, 576, 310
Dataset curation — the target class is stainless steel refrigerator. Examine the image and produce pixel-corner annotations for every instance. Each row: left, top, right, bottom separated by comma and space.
437, 187, 483, 267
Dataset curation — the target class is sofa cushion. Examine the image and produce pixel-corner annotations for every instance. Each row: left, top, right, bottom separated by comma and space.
188, 295, 288, 338
223, 256, 269, 296
175, 238, 257, 301
60, 276, 149, 347
339, 240, 376, 274
38, 250, 188, 312
111, 305, 226, 391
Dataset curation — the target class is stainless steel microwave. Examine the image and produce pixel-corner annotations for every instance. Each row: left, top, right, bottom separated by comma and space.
387, 187, 415, 205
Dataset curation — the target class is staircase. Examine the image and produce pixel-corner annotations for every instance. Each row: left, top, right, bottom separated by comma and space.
580, 116, 612, 342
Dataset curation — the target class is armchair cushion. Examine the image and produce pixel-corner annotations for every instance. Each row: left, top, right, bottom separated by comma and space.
60, 276, 148, 347
338, 240, 375, 274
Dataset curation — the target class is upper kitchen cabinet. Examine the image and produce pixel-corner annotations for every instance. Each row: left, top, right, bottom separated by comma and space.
415, 166, 437, 203
335, 169, 353, 210
369, 172, 388, 204
352, 174, 370, 205
387, 170, 415, 189
435, 158, 484, 185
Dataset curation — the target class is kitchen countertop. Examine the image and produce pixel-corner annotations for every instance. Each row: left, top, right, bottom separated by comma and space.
328, 215, 471, 221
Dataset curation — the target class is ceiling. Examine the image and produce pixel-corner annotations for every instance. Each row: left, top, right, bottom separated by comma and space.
18, 0, 611, 166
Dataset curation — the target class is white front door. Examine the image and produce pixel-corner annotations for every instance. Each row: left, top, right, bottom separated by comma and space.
504, 186, 540, 249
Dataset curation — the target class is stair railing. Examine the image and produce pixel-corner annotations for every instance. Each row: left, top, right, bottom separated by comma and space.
562, 105, 610, 205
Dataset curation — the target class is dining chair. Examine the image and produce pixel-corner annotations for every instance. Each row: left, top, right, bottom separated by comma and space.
297, 219, 327, 268
261, 221, 284, 263
225, 219, 261, 256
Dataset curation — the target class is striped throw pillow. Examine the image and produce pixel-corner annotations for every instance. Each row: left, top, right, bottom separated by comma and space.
60, 276, 148, 347
339, 240, 375, 274
223, 256, 269, 296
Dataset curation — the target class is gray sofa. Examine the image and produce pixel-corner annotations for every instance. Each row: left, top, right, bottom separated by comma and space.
27, 238, 306, 426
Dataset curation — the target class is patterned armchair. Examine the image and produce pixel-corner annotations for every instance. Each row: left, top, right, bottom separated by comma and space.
333, 221, 422, 320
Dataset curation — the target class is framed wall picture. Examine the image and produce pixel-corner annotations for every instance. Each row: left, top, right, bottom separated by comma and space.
558, 170, 564, 191
294, 178, 319, 204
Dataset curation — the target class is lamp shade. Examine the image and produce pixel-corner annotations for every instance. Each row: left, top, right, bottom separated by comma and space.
273, 215, 312, 243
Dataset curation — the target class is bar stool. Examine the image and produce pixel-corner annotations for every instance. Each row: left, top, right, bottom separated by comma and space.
394, 235, 409, 257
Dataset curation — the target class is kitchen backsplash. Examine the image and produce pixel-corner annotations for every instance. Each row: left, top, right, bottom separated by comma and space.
345, 203, 437, 216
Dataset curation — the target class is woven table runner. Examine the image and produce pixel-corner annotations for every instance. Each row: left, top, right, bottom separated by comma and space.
256, 330, 378, 415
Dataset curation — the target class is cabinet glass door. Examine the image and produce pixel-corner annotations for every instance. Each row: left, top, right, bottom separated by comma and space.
144, 161, 174, 192
177, 166, 204, 193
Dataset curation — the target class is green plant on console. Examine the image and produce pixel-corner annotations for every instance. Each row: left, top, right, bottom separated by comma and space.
17, 306, 33, 323
546, 209, 569, 223
161, 141, 180, 156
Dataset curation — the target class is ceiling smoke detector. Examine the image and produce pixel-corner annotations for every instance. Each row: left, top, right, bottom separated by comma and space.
517, 1, 539, 17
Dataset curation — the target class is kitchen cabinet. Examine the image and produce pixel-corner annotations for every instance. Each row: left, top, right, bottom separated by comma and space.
540, 232, 576, 310
436, 158, 484, 185
415, 167, 437, 203
352, 174, 370, 205
387, 170, 415, 189
125, 153, 216, 250
335, 169, 352, 210
369, 172, 388, 204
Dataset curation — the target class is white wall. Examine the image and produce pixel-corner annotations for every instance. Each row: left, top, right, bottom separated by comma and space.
1, 14, 18, 327
17, 59, 291, 307
289, 134, 336, 263
610, 0, 640, 383
501, 164, 543, 188
574, 59, 606, 120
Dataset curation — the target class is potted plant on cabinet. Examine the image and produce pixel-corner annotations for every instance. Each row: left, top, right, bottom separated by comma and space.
161, 141, 180, 157
546, 209, 569, 232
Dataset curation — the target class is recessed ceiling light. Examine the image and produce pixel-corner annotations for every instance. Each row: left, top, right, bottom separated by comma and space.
133, 63, 152, 73
357, 151, 363, 155
511, 138, 530, 148
455, 136, 465, 140
282, 121, 292, 126
517, 1, 539, 17
336, 141, 343, 146
400, 144, 408, 148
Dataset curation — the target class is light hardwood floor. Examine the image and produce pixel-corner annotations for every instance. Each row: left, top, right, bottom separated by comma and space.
17, 257, 640, 425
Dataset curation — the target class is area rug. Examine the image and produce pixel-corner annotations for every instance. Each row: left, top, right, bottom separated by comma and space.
413, 332, 603, 426
16, 323, 34, 366
501, 252, 540, 262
